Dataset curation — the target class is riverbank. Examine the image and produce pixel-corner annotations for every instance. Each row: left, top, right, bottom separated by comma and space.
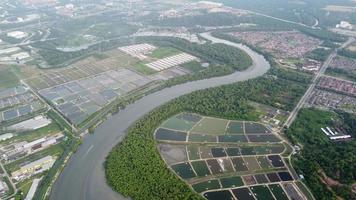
50, 33, 270, 200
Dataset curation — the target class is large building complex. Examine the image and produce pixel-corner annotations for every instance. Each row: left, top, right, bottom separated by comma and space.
12, 156, 55, 181
119, 43, 157, 59
146, 53, 198, 71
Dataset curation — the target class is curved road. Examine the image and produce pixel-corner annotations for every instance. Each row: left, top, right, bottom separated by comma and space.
50, 33, 271, 200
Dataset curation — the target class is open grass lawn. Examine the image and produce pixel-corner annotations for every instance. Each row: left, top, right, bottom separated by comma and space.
181, 61, 205, 73
191, 117, 228, 135
16, 176, 43, 198
150, 47, 181, 59
162, 116, 197, 132
187, 145, 200, 160
131, 63, 156, 75
226, 121, 244, 134
0, 123, 61, 145
0, 67, 19, 89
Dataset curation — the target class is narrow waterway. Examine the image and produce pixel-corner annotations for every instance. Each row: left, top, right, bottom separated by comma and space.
50, 33, 271, 200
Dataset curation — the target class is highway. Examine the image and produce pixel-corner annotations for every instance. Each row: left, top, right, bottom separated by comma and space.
50, 33, 271, 200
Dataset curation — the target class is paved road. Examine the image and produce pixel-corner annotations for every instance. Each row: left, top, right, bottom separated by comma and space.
284, 37, 355, 128
50, 33, 271, 200
1, 162, 17, 199
241, 9, 317, 29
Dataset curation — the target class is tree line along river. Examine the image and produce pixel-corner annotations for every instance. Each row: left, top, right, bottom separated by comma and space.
50, 32, 271, 200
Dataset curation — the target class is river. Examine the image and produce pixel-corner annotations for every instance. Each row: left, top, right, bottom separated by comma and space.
50, 33, 271, 200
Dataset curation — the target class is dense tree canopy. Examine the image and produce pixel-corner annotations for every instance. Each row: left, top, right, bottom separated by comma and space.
287, 109, 356, 200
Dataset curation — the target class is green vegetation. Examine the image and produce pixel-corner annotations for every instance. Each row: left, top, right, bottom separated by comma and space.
131, 63, 156, 75
321, 41, 340, 49
33, 136, 80, 200
269, 66, 312, 84
338, 48, 356, 59
0, 67, 19, 89
286, 108, 356, 200
0, 34, 23, 44
307, 48, 333, 62
0, 123, 61, 145
105, 72, 307, 199
325, 68, 356, 82
150, 47, 181, 59
3, 176, 15, 196
16, 176, 42, 199
222, 0, 356, 29
181, 61, 205, 73
295, 181, 316, 200
140, 37, 252, 69
32, 38, 130, 67
135, 36, 253, 86
299, 28, 346, 43
149, 12, 247, 27
46, 110, 73, 133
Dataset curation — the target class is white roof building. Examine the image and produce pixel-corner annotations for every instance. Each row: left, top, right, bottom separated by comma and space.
9, 115, 52, 131
25, 178, 41, 200
336, 21, 353, 30
7, 31, 28, 39
23, 138, 46, 149
12, 156, 55, 180
0, 133, 14, 141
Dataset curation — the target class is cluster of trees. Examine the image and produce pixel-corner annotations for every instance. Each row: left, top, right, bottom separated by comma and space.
105, 74, 308, 199
150, 12, 286, 28
326, 68, 356, 82
32, 38, 130, 67
299, 27, 346, 43
33, 136, 80, 200
150, 12, 245, 27
307, 48, 333, 62
31, 110, 80, 200
286, 108, 356, 200
139, 36, 252, 69
136, 36, 252, 86
338, 48, 356, 60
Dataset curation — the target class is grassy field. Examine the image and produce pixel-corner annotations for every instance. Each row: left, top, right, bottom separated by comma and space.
181, 61, 205, 73
162, 116, 197, 131
0, 67, 19, 89
16, 177, 35, 198
191, 117, 228, 135
0, 123, 61, 145
131, 63, 156, 75
150, 47, 181, 59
